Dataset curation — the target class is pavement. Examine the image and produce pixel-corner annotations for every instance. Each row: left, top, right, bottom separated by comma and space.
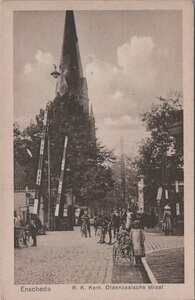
14, 227, 184, 285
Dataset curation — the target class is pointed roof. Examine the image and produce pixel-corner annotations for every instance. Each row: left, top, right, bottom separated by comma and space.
59, 11, 83, 91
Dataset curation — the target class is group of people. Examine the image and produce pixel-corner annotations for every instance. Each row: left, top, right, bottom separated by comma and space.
14, 210, 37, 247
80, 207, 145, 266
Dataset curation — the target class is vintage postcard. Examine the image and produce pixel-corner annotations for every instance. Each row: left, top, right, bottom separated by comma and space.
1, 0, 194, 300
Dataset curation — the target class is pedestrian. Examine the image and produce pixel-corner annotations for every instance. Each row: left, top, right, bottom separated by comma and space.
125, 208, 134, 232
30, 218, 37, 246
162, 205, 173, 236
82, 211, 91, 237
130, 220, 145, 266
111, 209, 120, 238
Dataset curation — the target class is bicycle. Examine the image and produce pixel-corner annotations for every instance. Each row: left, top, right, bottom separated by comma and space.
15, 226, 33, 248
96, 224, 117, 245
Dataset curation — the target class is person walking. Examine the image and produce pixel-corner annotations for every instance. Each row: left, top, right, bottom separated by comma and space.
162, 205, 173, 236
130, 220, 145, 266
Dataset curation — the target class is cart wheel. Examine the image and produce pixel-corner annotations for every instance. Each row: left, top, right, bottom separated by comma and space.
129, 249, 134, 266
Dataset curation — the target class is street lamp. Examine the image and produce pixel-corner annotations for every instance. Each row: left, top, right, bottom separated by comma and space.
50, 64, 60, 79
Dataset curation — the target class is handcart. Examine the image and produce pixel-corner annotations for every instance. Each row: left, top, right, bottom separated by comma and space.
112, 232, 134, 266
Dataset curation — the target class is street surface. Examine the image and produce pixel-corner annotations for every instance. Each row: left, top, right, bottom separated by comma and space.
14, 228, 184, 285
146, 248, 184, 283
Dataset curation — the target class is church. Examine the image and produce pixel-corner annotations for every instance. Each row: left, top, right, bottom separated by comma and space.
48, 10, 97, 230
14, 11, 97, 231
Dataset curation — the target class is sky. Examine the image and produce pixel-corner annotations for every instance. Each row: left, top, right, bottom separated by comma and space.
14, 10, 182, 155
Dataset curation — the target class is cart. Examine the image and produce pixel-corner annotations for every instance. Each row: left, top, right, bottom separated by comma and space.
112, 233, 134, 266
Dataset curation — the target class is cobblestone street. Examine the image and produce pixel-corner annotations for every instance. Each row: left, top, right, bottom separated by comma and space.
15, 228, 112, 284
14, 228, 184, 285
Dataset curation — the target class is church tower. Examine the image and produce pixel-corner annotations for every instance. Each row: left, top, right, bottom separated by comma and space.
55, 11, 89, 115
50, 11, 97, 229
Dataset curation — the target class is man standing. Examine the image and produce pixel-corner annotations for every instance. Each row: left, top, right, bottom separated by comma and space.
111, 209, 120, 238
82, 210, 91, 237
99, 211, 112, 244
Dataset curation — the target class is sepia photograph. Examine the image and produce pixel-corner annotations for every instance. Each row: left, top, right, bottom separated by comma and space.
1, 1, 194, 300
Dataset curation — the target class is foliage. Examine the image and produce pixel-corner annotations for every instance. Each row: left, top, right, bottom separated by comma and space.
13, 94, 116, 211
136, 90, 183, 191
111, 154, 139, 212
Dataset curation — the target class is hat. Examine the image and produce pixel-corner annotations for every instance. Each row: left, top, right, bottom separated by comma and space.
164, 205, 171, 210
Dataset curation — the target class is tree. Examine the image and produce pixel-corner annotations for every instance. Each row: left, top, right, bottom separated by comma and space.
112, 154, 139, 212
13, 94, 116, 213
136, 91, 183, 212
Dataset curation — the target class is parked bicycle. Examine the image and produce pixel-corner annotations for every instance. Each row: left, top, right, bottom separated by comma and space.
14, 226, 33, 248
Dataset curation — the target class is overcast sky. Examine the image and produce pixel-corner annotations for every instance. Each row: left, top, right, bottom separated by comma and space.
14, 10, 182, 154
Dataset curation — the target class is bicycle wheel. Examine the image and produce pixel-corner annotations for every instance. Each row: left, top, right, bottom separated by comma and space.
96, 228, 102, 243
25, 232, 33, 246
129, 248, 134, 266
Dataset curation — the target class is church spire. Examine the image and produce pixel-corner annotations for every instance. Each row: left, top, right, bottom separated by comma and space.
56, 10, 84, 96
56, 11, 89, 115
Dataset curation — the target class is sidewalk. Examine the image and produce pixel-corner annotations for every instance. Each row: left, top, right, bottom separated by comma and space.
144, 233, 184, 283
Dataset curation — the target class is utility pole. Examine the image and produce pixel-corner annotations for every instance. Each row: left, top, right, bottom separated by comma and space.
120, 136, 126, 204
33, 109, 48, 216
47, 122, 51, 230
